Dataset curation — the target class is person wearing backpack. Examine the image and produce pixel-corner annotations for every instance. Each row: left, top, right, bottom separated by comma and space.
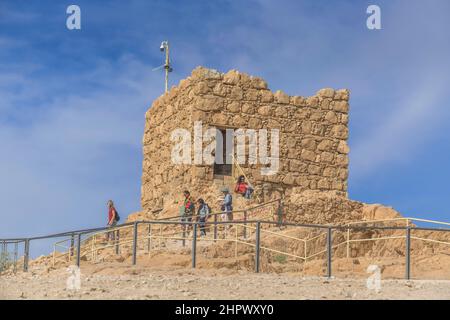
196, 198, 210, 237
106, 200, 120, 241
182, 190, 195, 231
234, 175, 254, 199
221, 187, 233, 222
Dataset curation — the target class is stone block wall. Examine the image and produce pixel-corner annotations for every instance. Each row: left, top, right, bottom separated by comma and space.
141, 66, 350, 212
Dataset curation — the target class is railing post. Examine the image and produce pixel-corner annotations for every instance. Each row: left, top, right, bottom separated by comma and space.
326, 227, 332, 278
91, 235, 95, 261
304, 241, 307, 261
1, 241, 5, 266
277, 199, 283, 226
76, 233, 81, 267
235, 225, 238, 258
23, 239, 30, 272
182, 224, 186, 247
1, 241, 4, 259
243, 211, 247, 239
115, 228, 120, 255
346, 228, 350, 259
147, 224, 152, 252
214, 214, 218, 242
159, 224, 162, 248
13, 242, 18, 273
3, 242, 8, 268
132, 222, 138, 265
406, 227, 411, 280
255, 221, 261, 273
192, 223, 198, 268
70, 233, 75, 258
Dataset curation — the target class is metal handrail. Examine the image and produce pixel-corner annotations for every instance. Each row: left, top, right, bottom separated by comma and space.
153, 198, 282, 222
69, 219, 450, 271
3, 216, 450, 244
341, 217, 450, 228
3, 213, 450, 279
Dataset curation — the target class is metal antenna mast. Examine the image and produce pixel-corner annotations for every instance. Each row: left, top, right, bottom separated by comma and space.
159, 40, 172, 92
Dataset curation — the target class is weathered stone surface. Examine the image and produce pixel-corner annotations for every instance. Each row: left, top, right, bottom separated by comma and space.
194, 82, 210, 95
325, 111, 338, 124
301, 138, 316, 151
248, 117, 262, 128
320, 98, 332, 110
307, 164, 321, 175
242, 103, 255, 114
289, 159, 305, 172
260, 90, 274, 103
283, 173, 296, 185
213, 83, 228, 97
291, 96, 306, 107
294, 108, 310, 120
300, 121, 312, 134
317, 139, 334, 152
317, 178, 330, 190
191, 66, 222, 80
227, 101, 241, 113
223, 70, 240, 85
316, 88, 335, 98
323, 167, 336, 177
301, 149, 316, 162
274, 106, 289, 118
212, 113, 228, 125
193, 167, 207, 178
141, 66, 350, 212
330, 125, 349, 139
334, 89, 350, 101
245, 89, 259, 101
274, 90, 290, 104
258, 105, 271, 116
250, 77, 268, 89
337, 140, 350, 154
310, 111, 323, 121
320, 152, 334, 163
306, 96, 319, 108
230, 86, 244, 100
233, 114, 247, 127
332, 101, 349, 113
194, 96, 223, 111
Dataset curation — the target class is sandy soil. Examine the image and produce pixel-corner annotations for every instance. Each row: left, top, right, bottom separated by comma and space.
1, 262, 450, 300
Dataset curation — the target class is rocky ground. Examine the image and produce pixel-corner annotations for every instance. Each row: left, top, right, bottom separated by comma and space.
1, 263, 450, 300
2, 205, 449, 300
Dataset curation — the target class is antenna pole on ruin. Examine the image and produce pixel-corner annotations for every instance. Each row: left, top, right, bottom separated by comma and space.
159, 40, 172, 93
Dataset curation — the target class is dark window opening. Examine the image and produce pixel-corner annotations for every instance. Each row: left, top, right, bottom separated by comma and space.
213, 128, 232, 176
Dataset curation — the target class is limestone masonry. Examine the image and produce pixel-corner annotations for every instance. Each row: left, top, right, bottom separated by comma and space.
141, 67, 351, 216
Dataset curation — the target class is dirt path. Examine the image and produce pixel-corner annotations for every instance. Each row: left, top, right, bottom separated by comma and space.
1, 264, 450, 300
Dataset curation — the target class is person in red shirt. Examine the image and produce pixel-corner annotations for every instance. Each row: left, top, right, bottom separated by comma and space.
181, 191, 195, 232
183, 191, 194, 216
234, 175, 254, 200
234, 176, 248, 195
106, 200, 118, 241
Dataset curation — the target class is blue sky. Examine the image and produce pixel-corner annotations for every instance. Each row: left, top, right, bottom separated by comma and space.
1, 0, 450, 254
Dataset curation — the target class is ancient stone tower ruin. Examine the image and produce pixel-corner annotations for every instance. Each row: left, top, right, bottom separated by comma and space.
141, 67, 350, 215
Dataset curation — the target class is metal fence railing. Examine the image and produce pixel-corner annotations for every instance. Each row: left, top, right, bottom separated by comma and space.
2, 216, 450, 280
152, 198, 284, 225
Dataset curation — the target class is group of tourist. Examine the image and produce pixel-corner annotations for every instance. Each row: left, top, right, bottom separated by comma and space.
179, 175, 254, 237
104, 175, 254, 241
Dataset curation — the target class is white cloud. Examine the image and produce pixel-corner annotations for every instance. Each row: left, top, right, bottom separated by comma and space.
0, 53, 163, 240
